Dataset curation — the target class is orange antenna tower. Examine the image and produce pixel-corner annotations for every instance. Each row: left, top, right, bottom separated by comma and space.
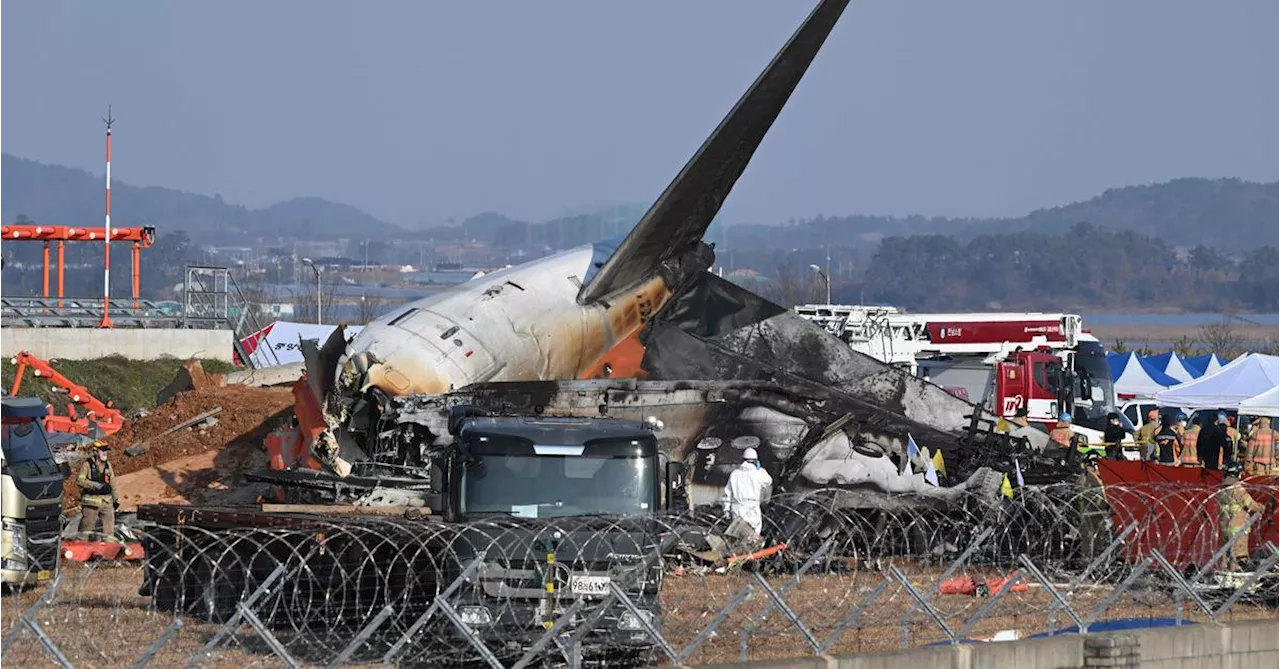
99, 106, 114, 328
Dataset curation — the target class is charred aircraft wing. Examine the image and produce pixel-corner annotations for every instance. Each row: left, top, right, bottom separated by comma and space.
577, 0, 850, 305
639, 272, 1023, 443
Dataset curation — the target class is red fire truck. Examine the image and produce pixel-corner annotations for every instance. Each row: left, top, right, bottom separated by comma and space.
793, 305, 1121, 440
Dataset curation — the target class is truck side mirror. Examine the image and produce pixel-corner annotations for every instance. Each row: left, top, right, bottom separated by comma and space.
665, 462, 687, 512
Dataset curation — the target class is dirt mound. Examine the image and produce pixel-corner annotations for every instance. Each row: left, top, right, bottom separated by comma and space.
155, 359, 227, 407
63, 386, 294, 508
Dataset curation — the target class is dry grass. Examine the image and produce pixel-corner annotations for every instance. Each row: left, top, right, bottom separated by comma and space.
1089, 323, 1276, 354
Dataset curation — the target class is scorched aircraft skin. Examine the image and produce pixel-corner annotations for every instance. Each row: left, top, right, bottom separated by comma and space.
317, 0, 855, 461
302, 0, 1046, 506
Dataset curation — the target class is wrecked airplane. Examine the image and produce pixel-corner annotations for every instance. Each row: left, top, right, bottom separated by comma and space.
282, 0, 1070, 516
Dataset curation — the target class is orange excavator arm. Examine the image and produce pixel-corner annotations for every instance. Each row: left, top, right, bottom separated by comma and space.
8, 350, 125, 436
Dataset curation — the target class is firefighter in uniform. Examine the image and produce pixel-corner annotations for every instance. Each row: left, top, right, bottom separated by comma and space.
77, 441, 117, 539
1179, 419, 1202, 466
1075, 452, 1109, 564
1245, 416, 1278, 476
1135, 409, 1161, 460
1217, 462, 1263, 573
1225, 416, 1243, 465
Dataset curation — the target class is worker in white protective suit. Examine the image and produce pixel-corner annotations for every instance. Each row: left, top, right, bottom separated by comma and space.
720, 448, 773, 547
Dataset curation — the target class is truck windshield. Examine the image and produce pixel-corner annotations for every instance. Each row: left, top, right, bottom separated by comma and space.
461, 454, 655, 518
1, 419, 55, 464
1074, 343, 1115, 421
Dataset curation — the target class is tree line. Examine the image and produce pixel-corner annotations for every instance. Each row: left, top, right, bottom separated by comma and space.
758, 222, 1275, 313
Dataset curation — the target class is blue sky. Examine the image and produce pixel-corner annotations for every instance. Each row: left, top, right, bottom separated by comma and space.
3, 1, 1275, 227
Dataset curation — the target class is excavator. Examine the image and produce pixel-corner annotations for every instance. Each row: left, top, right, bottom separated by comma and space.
7, 351, 125, 437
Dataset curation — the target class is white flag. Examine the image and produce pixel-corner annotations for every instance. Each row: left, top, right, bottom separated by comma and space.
924, 449, 939, 486
1014, 457, 1025, 488
903, 435, 920, 477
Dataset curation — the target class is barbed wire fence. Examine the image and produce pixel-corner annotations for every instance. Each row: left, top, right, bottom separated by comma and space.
2, 483, 1276, 668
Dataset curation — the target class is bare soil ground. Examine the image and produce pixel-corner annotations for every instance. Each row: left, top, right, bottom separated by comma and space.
3, 561, 1273, 667
62, 386, 293, 511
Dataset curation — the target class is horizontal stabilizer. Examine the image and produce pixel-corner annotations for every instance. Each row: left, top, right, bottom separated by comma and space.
577, 0, 850, 304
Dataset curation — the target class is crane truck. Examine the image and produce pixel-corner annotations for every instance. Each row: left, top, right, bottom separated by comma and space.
793, 305, 1125, 442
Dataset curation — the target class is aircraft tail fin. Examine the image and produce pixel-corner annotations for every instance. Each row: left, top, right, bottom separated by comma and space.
577, 0, 850, 304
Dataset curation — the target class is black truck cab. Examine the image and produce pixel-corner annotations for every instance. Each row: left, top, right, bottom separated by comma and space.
446, 415, 660, 522
442, 412, 670, 662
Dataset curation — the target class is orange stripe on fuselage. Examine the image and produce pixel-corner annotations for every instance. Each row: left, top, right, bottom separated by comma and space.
579, 329, 649, 380
579, 277, 670, 380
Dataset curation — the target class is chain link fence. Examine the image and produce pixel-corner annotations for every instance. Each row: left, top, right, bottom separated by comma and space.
3, 483, 1276, 667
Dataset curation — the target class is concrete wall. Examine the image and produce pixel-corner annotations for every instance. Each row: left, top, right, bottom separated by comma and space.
1, 328, 234, 362
692, 619, 1278, 669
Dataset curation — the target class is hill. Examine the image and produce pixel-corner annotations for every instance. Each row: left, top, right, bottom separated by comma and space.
729, 178, 1278, 254
0, 154, 403, 244
1008, 178, 1278, 248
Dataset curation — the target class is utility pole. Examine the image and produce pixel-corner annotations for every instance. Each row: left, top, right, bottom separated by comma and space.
99, 106, 114, 328
302, 257, 321, 325
825, 244, 831, 300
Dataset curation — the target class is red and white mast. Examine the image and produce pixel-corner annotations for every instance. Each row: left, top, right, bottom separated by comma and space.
99, 106, 113, 328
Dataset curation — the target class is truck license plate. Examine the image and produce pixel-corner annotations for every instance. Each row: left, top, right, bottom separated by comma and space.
569, 575, 611, 596
36, 570, 52, 581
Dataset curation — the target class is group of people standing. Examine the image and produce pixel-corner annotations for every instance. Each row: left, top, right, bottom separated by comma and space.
1105, 409, 1277, 474
1099, 409, 1274, 573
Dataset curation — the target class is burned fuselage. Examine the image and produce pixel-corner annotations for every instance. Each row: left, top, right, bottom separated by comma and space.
334, 378, 1051, 516
297, 0, 1072, 513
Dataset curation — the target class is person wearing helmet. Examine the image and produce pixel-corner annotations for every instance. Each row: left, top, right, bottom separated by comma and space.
1217, 461, 1263, 572
77, 441, 117, 539
1103, 412, 1128, 460
1135, 409, 1161, 458
1172, 412, 1188, 437
1225, 414, 1243, 462
720, 447, 773, 547
1245, 416, 1278, 476
1049, 412, 1074, 450
1179, 413, 1202, 467
1075, 452, 1108, 562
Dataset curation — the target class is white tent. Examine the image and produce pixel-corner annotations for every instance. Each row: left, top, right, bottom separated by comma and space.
1163, 355, 1197, 384
1238, 386, 1280, 417
1154, 353, 1280, 410
1111, 352, 1181, 398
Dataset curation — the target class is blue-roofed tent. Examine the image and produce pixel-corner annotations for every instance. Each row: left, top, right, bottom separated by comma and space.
1183, 354, 1228, 378
1109, 352, 1182, 398
1143, 352, 1196, 384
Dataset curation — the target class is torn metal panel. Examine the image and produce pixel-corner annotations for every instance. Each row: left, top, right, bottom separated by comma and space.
369, 379, 1022, 513
641, 272, 1003, 437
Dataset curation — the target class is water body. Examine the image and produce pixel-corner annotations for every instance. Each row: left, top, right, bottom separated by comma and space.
1082, 313, 1278, 327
